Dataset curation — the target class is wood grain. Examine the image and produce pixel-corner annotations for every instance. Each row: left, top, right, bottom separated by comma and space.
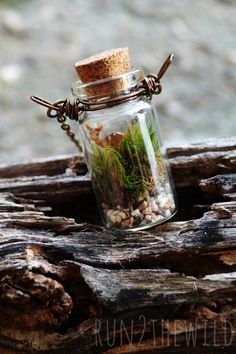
0, 137, 235, 353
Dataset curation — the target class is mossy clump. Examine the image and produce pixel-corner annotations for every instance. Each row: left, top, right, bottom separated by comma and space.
91, 123, 165, 207
92, 145, 126, 206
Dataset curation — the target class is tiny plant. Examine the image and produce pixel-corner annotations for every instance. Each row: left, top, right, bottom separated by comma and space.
91, 122, 165, 207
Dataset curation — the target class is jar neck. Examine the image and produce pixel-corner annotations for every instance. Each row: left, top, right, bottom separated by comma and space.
72, 67, 144, 103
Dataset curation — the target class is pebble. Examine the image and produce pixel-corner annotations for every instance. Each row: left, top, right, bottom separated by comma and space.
116, 215, 122, 223
165, 210, 172, 218
120, 211, 127, 220
142, 206, 152, 215
107, 209, 114, 218
104, 181, 176, 229
150, 200, 159, 212
121, 219, 130, 228
113, 210, 121, 217
157, 215, 164, 221
139, 200, 148, 211
158, 196, 169, 209
145, 215, 152, 221
131, 209, 140, 217
110, 215, 116, 224
151, 212, 158, 221
169, 197, 175, 209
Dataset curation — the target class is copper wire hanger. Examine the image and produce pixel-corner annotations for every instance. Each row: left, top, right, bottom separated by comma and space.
30, 54, 174, 150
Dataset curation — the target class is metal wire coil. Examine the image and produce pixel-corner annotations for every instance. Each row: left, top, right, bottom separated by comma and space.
30, 54, 174, 150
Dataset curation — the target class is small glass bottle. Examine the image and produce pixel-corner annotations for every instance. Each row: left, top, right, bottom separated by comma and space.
71, 48, 177, 231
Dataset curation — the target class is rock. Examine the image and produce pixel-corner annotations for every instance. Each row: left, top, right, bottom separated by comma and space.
139, 201, 148, 211
158, 196, 169, 209
0, 0, 236, 162
151, 212, 158, 221
120, 211, 127, 220
145, 215, 152, 221
113, 210, 121, 216
107, 210, 114, 218
131, 209, 140, 217
150, 199, 159, 212
142, 206, 152, 215
121, 219, 130, 228
116, 215, 122, 223
156, 215, 164, 221
110, 215, 116, 224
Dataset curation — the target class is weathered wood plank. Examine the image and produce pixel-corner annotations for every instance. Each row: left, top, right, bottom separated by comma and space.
0, 194, 235, 274
0, 155, 86, 178
0, 137, 235, 353
0, 137, 235, 199
200, 174, 236, 199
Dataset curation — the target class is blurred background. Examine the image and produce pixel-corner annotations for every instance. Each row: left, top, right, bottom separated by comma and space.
0, 0, 235, 163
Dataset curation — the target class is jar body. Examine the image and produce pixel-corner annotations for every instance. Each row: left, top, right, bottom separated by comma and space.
74, 96, 177, 231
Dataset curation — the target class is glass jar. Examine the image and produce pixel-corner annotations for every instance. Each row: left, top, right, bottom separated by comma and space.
72, 67, 177, 231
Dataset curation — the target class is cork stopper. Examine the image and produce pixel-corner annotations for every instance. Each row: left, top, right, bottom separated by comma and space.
74, 48, 132, 98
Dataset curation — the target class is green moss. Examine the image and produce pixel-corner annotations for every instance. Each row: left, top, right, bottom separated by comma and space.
92, 144, 126, 206
91, 122, 165, 206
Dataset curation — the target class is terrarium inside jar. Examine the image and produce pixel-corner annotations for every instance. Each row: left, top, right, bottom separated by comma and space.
72, 48, 177, 230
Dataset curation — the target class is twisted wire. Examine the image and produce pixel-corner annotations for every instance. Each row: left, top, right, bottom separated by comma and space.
30, 54, 174, 150
46, 98, 83, 121
30, 76, 163, 150
141, 74, 162, 97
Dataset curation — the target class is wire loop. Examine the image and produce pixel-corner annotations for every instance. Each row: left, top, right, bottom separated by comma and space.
30, 54, 174, 150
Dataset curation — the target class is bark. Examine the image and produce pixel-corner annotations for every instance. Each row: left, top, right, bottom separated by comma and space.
0, 137, 235, 353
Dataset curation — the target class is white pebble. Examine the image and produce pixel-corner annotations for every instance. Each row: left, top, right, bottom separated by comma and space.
157, 215, 164, 221
131, 209, 140, 217
143, 206, 152, 215
120, 211, 127, 220
113, 210, 120, 216
139, 200, 148, 211
116, 216, 122, 223
110, 215, 117, 224
150, 200, 159, 212
158, 197, 169, 208
165, 209, 172, 217
145, 215, 152, 221
169, 197, 175, 209
107, 209, 114, 218
151, 212, 158, 221
121, 219, 130, 228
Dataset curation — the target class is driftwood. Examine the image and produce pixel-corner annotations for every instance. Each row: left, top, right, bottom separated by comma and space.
0, 136, 235, 353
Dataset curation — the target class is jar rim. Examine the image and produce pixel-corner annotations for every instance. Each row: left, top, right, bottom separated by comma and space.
72, 67, 144, 99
